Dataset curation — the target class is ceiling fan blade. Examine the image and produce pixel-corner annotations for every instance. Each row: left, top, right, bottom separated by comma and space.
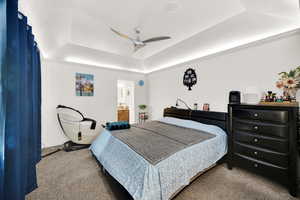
133, 44, 145, 52
110, 28, 134, 42
134, 46, 140, 52
143, 36, 171, 43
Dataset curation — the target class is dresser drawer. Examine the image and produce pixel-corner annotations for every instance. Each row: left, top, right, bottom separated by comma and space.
232, 109, 288, 123
234, 142, 288, 168
233, 154, 288, 180
234, 132, 288, 153
233, 119, 288, 138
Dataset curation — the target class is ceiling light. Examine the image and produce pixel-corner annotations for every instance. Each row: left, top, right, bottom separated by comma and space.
64, 56, 146, 74
165, 0, 179, 13
145, 25, 300, 73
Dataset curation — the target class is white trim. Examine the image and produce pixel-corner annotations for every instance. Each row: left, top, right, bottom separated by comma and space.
64, 56, 146, 74
145, 27, 300, 74
47, 27, 300, 75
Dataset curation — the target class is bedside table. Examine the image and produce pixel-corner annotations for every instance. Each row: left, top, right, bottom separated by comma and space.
138, 112, 148, 123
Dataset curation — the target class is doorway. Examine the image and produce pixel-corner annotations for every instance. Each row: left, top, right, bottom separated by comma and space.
117, 80, 135, 124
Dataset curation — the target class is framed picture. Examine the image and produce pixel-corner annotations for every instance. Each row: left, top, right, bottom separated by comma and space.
203, 103, 210, 111
76, 73, 94, 96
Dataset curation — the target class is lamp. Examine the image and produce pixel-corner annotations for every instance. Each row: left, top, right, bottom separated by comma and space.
175, 98, 192, 110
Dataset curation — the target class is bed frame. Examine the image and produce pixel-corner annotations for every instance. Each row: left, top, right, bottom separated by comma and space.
94, 107, 229, 200
163, 107, 228, 132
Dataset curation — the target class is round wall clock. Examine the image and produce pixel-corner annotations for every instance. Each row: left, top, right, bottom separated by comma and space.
183, 68, 197, 91
138, 80, 144, 86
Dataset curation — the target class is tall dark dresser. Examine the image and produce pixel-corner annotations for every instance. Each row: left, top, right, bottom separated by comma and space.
228, 104, 299, 196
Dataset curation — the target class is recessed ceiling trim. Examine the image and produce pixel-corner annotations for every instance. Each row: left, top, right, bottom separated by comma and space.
63, 26, 300, 75
64, 56, 146, 74
145, 26, 300, 74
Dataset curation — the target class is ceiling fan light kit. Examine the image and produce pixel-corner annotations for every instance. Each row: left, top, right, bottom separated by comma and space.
110, 27, 171, 52
165, 0, 180, 13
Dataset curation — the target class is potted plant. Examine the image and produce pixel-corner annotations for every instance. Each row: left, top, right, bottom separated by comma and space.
138, 104, 148, 121
276, 66, 300, 98
138, 104, 147, 110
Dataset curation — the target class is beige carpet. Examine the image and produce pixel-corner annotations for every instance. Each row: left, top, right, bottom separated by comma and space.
26, 148, 299, 200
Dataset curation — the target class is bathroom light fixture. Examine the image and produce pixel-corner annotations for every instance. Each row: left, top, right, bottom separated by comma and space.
175, 98, 192, 110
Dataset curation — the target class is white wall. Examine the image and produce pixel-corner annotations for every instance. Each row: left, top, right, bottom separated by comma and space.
42, 32, 300, 147
42, 60, 147, 147
147, 33, 300, 119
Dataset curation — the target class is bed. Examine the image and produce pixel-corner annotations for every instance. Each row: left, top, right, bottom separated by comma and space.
90, 107, 228, 200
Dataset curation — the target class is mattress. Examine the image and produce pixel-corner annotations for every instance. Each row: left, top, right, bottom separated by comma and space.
90, 117, 228, 200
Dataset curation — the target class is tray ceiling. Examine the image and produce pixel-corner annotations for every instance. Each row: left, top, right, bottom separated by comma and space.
19, 0, 300, 73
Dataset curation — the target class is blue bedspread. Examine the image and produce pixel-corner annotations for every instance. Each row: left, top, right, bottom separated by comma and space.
90, 117, 227, 200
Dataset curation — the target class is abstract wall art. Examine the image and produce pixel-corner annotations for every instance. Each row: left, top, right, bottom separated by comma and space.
76, 73, 94, 96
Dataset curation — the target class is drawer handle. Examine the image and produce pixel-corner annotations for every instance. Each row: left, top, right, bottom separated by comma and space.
254, 151, 258, 155
254, 113, 259, 118
253, 126, 259, 130
254, 163, 259, 168
254, 138, 259, 143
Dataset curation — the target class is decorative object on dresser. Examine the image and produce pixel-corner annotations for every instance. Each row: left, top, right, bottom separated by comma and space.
260, 90, 297, 104
260, 90, 299, 106
243, 86, 260, 104
229, 91, 241, 104
276, 66, 300, 99
183, 68, 197, 91
228, 104, 299, 196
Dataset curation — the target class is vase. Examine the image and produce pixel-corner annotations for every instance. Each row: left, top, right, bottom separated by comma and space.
284, 88, 298, 98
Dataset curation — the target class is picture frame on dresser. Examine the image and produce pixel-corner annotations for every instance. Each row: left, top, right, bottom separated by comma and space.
228, 104, 299, 197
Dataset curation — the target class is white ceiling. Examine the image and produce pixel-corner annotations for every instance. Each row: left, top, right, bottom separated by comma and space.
19, 0, 300, 73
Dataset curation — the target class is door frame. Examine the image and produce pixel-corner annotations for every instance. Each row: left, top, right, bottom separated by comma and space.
117, 80, 135, 123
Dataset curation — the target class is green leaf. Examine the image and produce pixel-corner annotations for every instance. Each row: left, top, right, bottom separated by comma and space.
138, 104, 147, 110
278, 72, 288, 76
278, 72, 288, 78
288, 70, 296, 78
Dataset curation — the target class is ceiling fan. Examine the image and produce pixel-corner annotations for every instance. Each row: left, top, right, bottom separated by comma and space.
110, 28, 171, 52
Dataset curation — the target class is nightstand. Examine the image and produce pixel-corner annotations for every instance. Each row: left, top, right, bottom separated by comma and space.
138, 112, 148, 123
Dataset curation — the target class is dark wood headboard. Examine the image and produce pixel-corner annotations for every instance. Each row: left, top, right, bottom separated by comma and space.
163, 107, 228, 132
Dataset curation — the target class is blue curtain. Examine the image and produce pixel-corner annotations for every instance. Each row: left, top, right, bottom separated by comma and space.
0, 0, 42, 199
0, 0, 7, 199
